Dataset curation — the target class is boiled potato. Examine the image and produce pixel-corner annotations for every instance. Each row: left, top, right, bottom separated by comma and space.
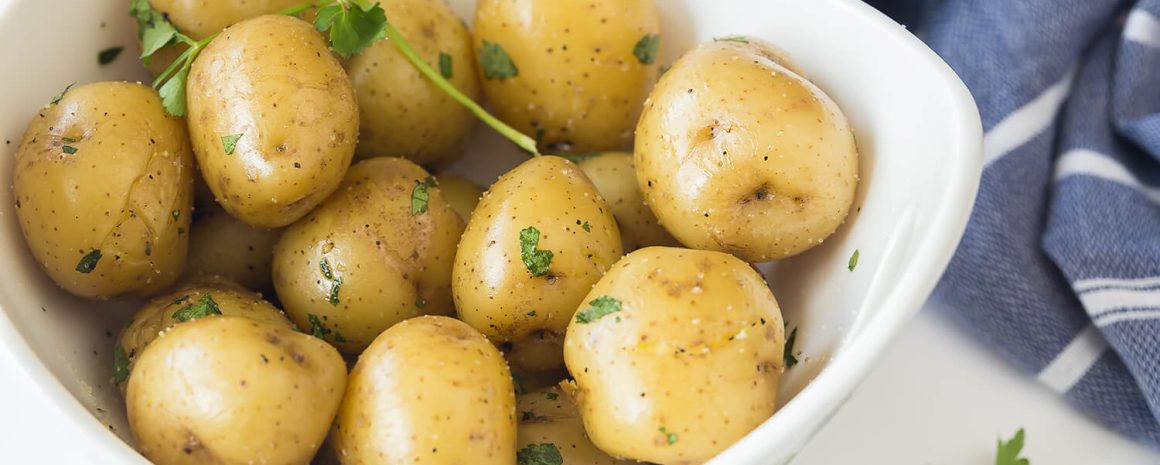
331, 316, 516, 465
273, 157, 464, 354
453, 155, 622, 365
635, 39, 859, 262
575, 152, 678, 251
434, 174, 483, 221
184, 202, 282, 294
505, 330, 565, 373
188, 15, 358, 228
13, 81, 193, 299
115, 279, 294, 393
518, 386, 634, 465
127, 316, 346, 465
510, 368, 570, 396
563, 247, 785, 464
347, 0, 481, 166
473, 0, 660, 153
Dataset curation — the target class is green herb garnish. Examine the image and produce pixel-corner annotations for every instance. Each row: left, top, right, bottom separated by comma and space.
633, 34, 661, 65
715, 36, 749, 44
784, 326, 799, 369
308, 313, 331, 339
62, 145, 78, 155
575, 296, 622, 323
411, 176, 439, 215
319, 258, 341, 305
75, 249, 102, 273
526, 310, 537, 317
61, 137, 77, 143
112, 345, 130, 386
581, 221, 591, 232
996, 428, 1030, 465
334, 332, 347, 343
848, 249, 859, 272
480, 40, 518, 80
320, 258, 335, 280
314, 0, 389, 59
221, 133, 242, 155
516, 443, 563, 465
98, 46, 124, 65
519, 227, 553, 277
659, 426, 679, 445
173, 294, 222, 322
328, 278, 342, 306
49, 83, 74, 105
545, 391, 558, 400
439, 51, 453, 79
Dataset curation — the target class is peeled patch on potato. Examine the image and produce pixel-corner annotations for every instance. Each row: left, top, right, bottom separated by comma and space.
331, 316, 516, 465
635, 39, 859, 262
12, 81, 193, 299
127, 316, 346, 465
564, 247, 785, 464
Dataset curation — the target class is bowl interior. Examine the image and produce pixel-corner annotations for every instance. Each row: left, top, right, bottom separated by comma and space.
0, 0, 980, 464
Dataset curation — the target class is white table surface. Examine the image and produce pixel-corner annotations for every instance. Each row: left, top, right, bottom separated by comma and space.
1, 308, 1157, 464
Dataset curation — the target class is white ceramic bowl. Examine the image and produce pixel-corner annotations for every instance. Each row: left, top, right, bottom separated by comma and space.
0, 0, 981, 463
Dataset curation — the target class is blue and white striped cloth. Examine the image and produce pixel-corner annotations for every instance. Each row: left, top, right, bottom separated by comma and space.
870, 0, 1160, 448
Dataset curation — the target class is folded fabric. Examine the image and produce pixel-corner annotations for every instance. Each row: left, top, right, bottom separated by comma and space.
868, 0, 1160, 448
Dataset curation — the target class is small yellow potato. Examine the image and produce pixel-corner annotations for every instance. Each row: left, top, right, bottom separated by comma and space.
434, 174, 483, 222
184, 202, 282, 295
273, 158, 464, 354
575, 152, 678, 251
187, 15, 358, 228
635, 39, 859, 262
473, 0, 660, 153
127, 316, 346, 465
12, 81, 193, 299
331, 316, 516, 465
518, 386, 634, 465
564, 247, 785, 464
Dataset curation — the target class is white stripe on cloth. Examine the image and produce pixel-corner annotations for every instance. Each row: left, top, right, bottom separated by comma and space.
1078, 287, 1160, 318
1125, 9, 1160, 48
1096, 309, 1160, 327
1036, 324, 1108, 394
1054, 149, 1160, 204
982, 70, 1077, 167
1076, 276, 1160, 293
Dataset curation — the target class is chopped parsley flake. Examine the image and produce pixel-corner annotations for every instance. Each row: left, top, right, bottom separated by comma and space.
221, 133, 242, 155
411, 176, 439, 215
49, 83, 75, 105
75, 249, 102, 273
172, 294, 222, 322
98, 46, 125, 65
848, 249, 860, 271
480, 40, 518, 80
995, 428, 1030, 465
633, 34, 661, 65
308, 313, 331, 339
575, 296, 622, 323
545, 391, 558, 400
582, 221, 591, 232
112, 345, 130, 386
659, 426, 679, 444
516, 443, 563, 465
715, 36, 750, 44
439, 51, 453, 79
62, 145, 78, 155
519, 227, 554, 277
784, 326, 799, 369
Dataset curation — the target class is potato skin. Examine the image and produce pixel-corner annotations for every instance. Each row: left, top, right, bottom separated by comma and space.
116, 279, 294, 394
347, 0, 480, 166
13, 81, 193, 299
331, 316, 516, 465
518, 387, 634, 465
635, 40, 858, 262
563, 247, 785, 465
576, 152, 678, 252
453, 156, 622, 346
273, 157, 464, 354
434, 174, 483, 222
473, 0, 660, 153
127, 316, 346, 465
188, 15, 358, 228
184, 202, 282, 295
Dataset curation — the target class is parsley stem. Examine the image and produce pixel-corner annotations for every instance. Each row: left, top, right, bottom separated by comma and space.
380, 21, 541, 156
151, 33, 218, 90
277, 1, 323, 17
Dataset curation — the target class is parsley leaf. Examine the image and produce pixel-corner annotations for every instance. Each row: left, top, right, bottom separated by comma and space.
308, 313, 332, 339
575, 295, 622, 324
112, 345, 130, 386
545, 391, 558, 400
996, 428, 1030, 465
582, 221, 591, 232
334, 331, 348, 343
659, 426, 679, 445
439, 51, 453, 79
328, 278, 342, 306
158, 65, 190, 117
411, 176, 439, 215
98, 46, 125, 65
320, 258, 335, 280
633, 34, 661, 65
516, 443, 563, 465
526, 310, 537, 317
62, 145, 78, 155
715, 36, 750, 44
172, 293, 222, 322
519, 227, 554, 277
49, 83, 74, 105
319, 258, 342, 305
848, 249, 859, 272
480, 40, 518, 80
130, 0, 180, 60
784, 326, 799, 369
221, 133, 242, 155
314, 0, 388, 59
75, 249, 102, 273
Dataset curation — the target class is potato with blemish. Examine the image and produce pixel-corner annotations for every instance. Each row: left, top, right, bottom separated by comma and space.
517, 386, 634, 465
12, 81, 193, 299
434, 174, 483, 222
187, 15, 358, 228
452, 155, 622, 369
563, 247, 785, 464
635, 38, 859, 262
575, 152, 678, 251
473, 0, 660, 153
115, 279, 294, 395
331, 316, 516, 465
346, 0, 481, 166
127, 316, 346, 465
272, 157, 464, 354
184, 202, 282, 295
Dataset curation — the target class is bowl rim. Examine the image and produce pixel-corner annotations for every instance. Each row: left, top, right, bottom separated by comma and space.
0, 0, 982, 463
